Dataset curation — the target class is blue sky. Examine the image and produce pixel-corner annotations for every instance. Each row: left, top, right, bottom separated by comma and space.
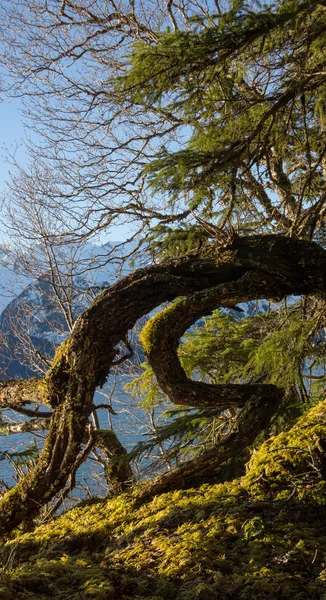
0, 99, 26, 184
0, 99, 134, 245
0, 99, 25, 243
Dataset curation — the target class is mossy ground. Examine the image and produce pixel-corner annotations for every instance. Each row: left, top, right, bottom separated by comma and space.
1, 401, 326, 599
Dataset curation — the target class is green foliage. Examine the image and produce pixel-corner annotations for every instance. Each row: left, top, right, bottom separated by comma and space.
145, 224, 211, 260
129, 296, 325, 468
128, 406, 221, 465
126, 361, 164, 409
243, 317, 311, 391
242, 516, 264, 540
180, 301, 325, 399
115, 0, 326, 246
179, 309, 255, 384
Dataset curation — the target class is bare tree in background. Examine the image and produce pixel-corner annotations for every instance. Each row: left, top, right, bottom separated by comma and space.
0, 0, 196, 247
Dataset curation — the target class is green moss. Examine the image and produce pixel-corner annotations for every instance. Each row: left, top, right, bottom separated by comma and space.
42, 338, 74, 404
244, 400, 326, 502
36, 378, 48, 398
140, 298, 184, 354
1, 401, 326, 599
48, 338, 72, 374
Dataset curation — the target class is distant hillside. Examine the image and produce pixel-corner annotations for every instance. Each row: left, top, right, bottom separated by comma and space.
0, 241, 134, 379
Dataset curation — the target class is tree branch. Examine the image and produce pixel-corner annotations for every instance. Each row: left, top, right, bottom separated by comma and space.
0, 378, 45, 411
0, 235, 325, 534
265, 147, 297, 220
0, 418, 49, 435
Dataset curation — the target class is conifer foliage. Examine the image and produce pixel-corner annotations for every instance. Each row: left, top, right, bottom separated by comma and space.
119, 0, 326, 472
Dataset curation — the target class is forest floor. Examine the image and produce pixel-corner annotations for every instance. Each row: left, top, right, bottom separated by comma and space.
1, 400, 326, 599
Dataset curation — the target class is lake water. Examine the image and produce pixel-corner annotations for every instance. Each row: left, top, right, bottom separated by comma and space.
0, 376, 157, 500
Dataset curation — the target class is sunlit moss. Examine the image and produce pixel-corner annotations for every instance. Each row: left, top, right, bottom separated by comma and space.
1, 401, 326, 599
140, 298, 184, 355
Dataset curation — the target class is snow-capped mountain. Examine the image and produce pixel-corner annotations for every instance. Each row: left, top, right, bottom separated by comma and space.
0, 244, 29, 313
0, 241, 139, 378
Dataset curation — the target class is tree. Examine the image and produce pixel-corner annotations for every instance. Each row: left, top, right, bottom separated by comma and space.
0, 0, 325, 534
0, 0, 324, 244
0, 204, 136, 509
0, 235, 324, 533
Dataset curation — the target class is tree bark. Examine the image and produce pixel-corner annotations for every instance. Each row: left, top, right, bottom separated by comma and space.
135, 390, 280, 501
0, 235, 325, 534
0, 378, 44, 410
95, 430, 134, 493
140, 271, 283, 409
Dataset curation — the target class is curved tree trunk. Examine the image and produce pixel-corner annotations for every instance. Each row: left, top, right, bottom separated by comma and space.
135, 390, 280, 501
0, 235, 325, 534
140, 270, 284, 408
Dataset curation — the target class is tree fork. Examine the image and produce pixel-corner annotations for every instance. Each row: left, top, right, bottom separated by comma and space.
0, 235, 325, 535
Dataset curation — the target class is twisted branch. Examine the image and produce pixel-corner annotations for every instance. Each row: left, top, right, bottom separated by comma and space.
0, 235, 325, 534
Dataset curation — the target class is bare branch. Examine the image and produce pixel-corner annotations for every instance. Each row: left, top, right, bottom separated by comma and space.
0, 417, 50, 435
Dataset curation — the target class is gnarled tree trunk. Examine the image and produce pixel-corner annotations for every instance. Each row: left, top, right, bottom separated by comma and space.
0, 235, 325, 534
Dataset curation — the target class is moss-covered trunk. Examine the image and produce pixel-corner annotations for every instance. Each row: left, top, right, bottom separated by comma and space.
0, 235, 325, 535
